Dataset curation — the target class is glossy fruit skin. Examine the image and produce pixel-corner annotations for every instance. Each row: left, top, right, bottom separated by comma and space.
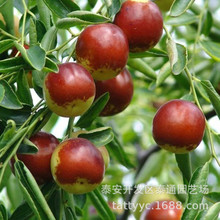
12, 132, 59, 185
132, 186, 176, 219
44, 62, 95, 117
113, 0, 163, 52
75, 23, 129, 80
51, 138, 105, 194
152, 99, 205, 154
98, 146, 110, 169
95, 68, 133, 116
141, 200, 183, 220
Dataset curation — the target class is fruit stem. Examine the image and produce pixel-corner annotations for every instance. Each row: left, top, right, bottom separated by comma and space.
66, 117, 75, 138
0, 27, 17, 40
185, 67, 202, 109
205, 121, 220, 166
163, 24, 172, 40
192, 0, 208, 66
47, 36, 76, 54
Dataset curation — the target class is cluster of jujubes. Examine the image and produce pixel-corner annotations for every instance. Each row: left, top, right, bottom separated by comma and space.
11, 1, 181, 196
44, 0, 163, 118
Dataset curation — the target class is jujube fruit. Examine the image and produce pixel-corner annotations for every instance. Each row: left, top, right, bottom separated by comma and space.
152, 99, 205, 154
141, 200, 183, 220
43, 62, 95, 117
113, 0, 163, 52
132, 186, 176, 219
50, 138, 105, 194
95, 68, 133, 116
11, 131, 59, 185
75, 23, 129, 80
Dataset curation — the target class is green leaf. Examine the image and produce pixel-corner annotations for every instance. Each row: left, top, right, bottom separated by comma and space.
16, 70, 33, 106
0, 0, 6, 8
17, 138, 38, 154
0, 57, 27, 73
32, 70, 44, 98
64, 207, 76, 220
0, 80, 23, 109
156, 61, 171, 87
195, 210, 207, 220
0, 127, 28, 184
10, 182, 57, 220
166, 12, 198, 26
103, 0, 121, 17
41, 26, 58, 51
181, 162, 209, 220
127, 58, 157, 80
14, 161, 56, 220
62, 191, 77, 220
166, 39, 187, 75
14, 42, 46, 71
26, 45, 46, 71
0, 0, 14, 35
9, 201, 33, 220
43, 56, 59, 72
201, 80, 220, 120
201, 11, 213, 36
0, 39, 14, 54
135, 150, 167, 184
0, 120, 16, 150
37, 0, 51, 30
29, 18, 38, 46
68, 11, 110, 23
203, 202, 220, 220
56, 17, 92, 29
73, 194, 87, 209
0, 105, 31, 125
47, 190, 62, 220
0, 164, 11, 192
88, 188, 116, 220
0, 202, 8, 220
6, 174, 23, 210
129, 48, 167, 58
200, 40, 220, 61
0, 83, 3, 103
78, 127, 114, 147
170, 0, 195, 17
205, 192, 220, 203
175, 153, 192, 185
107, 135, 134, 169
75, 93, 109, 128
42, 0, 80, 18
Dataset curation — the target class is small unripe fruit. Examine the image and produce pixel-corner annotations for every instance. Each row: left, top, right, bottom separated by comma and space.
43, 62, 95, 117
75, 23, 129, 80
152, 99, 205, 154
113, 0, 163, 52
95, 68, 133, 116
51, 138, 105, 194
141, 200, 183, 220
11, 132, 59, 185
